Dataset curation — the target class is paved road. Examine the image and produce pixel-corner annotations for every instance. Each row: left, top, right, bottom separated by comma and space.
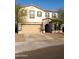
16, 45, 64, 59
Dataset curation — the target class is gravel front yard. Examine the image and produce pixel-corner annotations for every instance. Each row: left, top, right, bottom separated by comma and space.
15, 33, 26, 42
15, 33, 64, 53
16, 33, 64, 42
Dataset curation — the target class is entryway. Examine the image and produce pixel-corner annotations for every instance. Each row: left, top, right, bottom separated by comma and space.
45, 23, 52, 33
42, 18, 52, 33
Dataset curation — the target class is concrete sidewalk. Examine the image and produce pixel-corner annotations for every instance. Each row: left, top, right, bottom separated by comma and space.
15, 33, 64, 54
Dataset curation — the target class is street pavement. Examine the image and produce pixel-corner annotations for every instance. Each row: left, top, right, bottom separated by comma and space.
16, 45, 64, 59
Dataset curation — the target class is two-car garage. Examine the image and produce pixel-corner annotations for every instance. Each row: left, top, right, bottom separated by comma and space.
21, 24, 41, 33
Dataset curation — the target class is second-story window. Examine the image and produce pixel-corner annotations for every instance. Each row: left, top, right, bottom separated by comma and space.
29, 10, 35, 18
37, 11, 42, 17
52, 14, 56, 18
45, 12, 49, 18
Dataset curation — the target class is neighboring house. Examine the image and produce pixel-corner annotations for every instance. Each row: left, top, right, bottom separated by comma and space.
18, 5, 58, 33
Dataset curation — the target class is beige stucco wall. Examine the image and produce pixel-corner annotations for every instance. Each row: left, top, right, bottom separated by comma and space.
49, 12, 53, 18
19, 6, 54, 24
24, 6, 46, 23
52, 13, 58, 18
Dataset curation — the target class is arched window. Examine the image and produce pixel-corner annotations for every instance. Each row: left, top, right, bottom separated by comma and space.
52, 13, 56, 18
29, 10, 35, 18
45, 12, 49, 18
37, 11, 42, 17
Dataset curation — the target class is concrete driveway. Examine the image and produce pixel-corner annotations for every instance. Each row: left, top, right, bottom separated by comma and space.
15, 33, 64, 54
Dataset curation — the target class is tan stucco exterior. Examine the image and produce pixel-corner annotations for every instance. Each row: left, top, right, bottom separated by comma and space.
18, 6, 58, 24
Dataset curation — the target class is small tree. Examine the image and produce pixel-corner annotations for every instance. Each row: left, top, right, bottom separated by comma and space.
18, 8, 27, 24
15, 5, 22, 23
51, 18, 63, 24
15, 5, 22, 33
57, 9, 64, 23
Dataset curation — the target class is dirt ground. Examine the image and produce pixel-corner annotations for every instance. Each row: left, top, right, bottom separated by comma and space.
15, 33, 64, 42
45, 33, 64, 40
15, 32, 64, 54
15, 33, 26, 42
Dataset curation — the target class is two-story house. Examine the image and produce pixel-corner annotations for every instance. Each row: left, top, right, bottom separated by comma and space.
18, 5, 58, 33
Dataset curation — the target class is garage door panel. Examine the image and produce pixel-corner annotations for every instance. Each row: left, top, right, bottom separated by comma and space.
22, 25, 41, 33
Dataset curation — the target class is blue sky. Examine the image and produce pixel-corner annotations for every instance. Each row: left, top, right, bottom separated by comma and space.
16, 0, 64, 10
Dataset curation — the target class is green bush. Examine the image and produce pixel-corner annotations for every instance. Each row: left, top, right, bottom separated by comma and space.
51, 18, 63, 24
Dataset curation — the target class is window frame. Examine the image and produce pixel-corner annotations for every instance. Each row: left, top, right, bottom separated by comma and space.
37, 11, 42, 17
52, 14, 56, 18
29, 10, 35, 19
45, 12, 49, 18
